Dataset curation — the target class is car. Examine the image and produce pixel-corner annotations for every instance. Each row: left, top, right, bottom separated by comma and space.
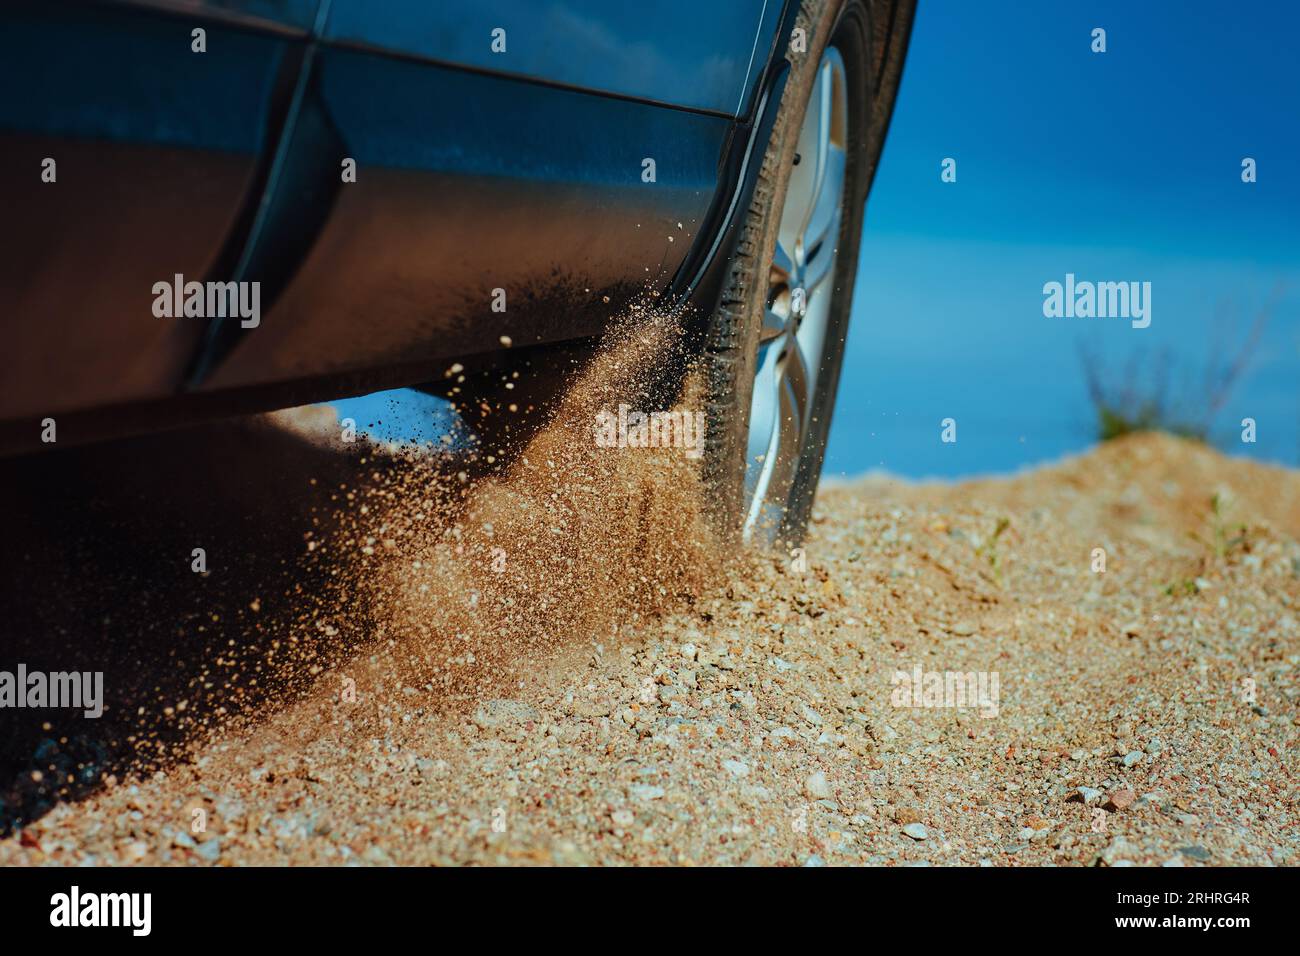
0, 0, 915, 543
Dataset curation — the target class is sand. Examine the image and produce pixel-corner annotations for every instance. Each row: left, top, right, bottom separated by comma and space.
0, 315, 1296, 866
1, 425, 1295, 866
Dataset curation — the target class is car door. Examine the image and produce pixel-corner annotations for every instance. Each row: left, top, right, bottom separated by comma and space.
199, 0, 783, 394
0, 0, 317, 421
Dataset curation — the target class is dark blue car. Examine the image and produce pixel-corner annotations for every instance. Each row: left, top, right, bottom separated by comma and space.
0, 0, 913, 541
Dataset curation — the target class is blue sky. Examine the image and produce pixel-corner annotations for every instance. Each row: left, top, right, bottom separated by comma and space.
825, 0, 1300, 478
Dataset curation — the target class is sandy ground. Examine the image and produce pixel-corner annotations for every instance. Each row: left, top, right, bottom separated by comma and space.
1, 315, 1297, 866
2, 421, 1296, 866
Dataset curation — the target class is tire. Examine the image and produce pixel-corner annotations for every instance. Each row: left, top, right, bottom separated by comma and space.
700, 0, 876, 548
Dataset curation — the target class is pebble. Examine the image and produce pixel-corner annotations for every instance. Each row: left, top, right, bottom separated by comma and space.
1066, 786, 1103, 806
902, 823, 929, 841
805, 771, 833, 799
1103, 789, 1136, 812
611, 810, 635, 828
1101, 837, 1140, 866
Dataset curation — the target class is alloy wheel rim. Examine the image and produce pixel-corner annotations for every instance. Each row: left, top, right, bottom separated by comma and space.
742, 46, 848, 542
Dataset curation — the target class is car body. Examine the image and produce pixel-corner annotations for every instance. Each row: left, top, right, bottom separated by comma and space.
0, 0, 914, 455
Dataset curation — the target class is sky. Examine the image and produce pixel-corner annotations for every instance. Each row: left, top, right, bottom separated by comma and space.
335, 0, 1299, 479
824, 0, 1300, 478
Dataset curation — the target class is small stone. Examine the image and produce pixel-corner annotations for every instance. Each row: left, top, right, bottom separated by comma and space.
805, 771, 833, 799
1103, 788, 1136, 812
1101, 837, 1140, 866
473, 699, 540, 733
1121, 750, 1143, 768
723, 759, 750, 778
1066, 786, 1103, 806
1178, 844, 1212, 862
894, 807, 923, 825
611, 809, 635, 828
902, 822, 929, 841
951, 621, 976, 636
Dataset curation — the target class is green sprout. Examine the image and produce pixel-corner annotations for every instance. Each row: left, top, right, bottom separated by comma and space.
975, 517, 1011, 587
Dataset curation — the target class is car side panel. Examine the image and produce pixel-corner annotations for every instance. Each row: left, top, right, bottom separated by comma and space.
202, 49, 732, 392
0, 1, 303, 420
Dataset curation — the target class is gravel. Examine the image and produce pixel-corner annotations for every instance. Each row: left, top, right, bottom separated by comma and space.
1, 417, 1296, 866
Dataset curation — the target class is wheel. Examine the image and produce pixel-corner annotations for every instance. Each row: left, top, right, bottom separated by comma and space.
700, 0, 875, 548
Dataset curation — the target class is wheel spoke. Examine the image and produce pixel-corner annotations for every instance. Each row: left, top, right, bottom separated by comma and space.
799, 61, 835, 249
780, 328, 812, 437
744, 337, 785, 522
794, 276, 833, 406
744, 339, 782, 488
802, 145, 845, 284
801, 213, 841, 293
747, 335, 807, 535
